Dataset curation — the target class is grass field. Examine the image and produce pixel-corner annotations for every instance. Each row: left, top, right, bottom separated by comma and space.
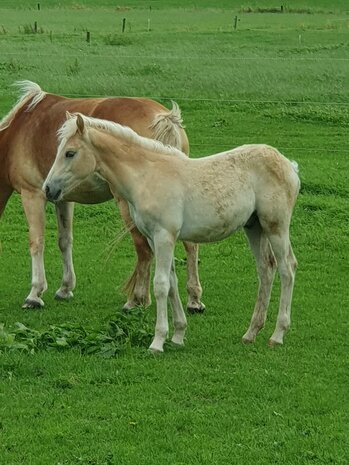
0, 1, 349, 464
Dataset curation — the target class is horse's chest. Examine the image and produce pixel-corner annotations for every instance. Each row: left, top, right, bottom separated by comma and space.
128, 203, 153, 238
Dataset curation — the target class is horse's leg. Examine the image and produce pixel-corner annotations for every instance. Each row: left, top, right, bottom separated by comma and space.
242, 220, 277, 343
21, 189, 47, 308
0, 185, 14, 255
149, 231, 176, 353
117, 199, 152, 309
0, 185, 13, 218
168, 259, 187, 346
265, 231, 297, 346
54, 201, 76, 300
183, 241, 205, 314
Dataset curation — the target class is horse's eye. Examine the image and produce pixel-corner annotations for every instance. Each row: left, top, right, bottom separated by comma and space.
65, 150, 76, 158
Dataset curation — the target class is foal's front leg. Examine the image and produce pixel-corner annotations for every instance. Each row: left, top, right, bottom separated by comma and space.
54, 201, 76, 300
149, 231, 177, 353
21, 189, 47, 308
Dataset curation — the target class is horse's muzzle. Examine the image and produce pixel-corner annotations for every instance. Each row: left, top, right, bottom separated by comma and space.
45, 184, 62, 202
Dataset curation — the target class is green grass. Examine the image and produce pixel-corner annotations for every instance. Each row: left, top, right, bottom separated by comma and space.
1, 1, 349, 464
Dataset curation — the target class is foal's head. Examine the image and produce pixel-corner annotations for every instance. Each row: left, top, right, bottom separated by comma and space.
43, 113, 96, 202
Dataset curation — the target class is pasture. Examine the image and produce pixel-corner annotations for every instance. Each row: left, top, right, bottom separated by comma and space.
0, 1, 348, 464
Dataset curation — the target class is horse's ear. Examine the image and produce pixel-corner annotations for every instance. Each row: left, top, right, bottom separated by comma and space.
76, 114, 85, 135
65, 111, 73, 120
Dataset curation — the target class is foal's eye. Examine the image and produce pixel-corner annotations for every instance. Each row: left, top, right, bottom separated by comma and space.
65, 150, 76, 158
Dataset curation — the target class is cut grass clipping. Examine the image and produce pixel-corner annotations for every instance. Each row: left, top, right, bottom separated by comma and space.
0, 308, 153, 357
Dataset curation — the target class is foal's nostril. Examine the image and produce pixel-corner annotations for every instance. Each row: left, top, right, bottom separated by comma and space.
53, 189, 62, 201
45, 184, 61, 202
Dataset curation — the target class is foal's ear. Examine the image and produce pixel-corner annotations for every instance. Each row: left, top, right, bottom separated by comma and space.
65, 111, 73, 120
76, 114, 85, 135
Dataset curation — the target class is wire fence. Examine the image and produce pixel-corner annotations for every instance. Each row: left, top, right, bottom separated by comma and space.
59, 95, 349, 106
1, 50, 349, 62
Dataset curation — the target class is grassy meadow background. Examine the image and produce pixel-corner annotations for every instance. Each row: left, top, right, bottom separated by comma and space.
0, 1, 349, 464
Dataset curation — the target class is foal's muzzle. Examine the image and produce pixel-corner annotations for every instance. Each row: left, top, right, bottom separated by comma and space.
45, 184, 62, 202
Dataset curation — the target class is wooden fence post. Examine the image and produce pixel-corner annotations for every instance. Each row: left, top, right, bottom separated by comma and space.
233, 16, 238, 30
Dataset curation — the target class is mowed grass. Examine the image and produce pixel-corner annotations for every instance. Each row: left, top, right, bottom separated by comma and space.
0, 1, 349, 464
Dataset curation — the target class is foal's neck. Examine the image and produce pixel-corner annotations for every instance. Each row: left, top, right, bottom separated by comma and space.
91, 129, 159, 200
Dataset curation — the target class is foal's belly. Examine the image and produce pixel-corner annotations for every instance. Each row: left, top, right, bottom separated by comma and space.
179, 221, 240, 243
179, 203, 255, 243
63, 175, 113, 204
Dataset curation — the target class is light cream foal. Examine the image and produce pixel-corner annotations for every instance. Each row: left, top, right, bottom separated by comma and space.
44, 113, 300, 353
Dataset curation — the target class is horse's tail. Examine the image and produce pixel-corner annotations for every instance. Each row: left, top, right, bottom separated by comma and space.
123, 268, 138, 302
14, 80, 46, 111
149, 101, 189, 154
0, 81, 46, 131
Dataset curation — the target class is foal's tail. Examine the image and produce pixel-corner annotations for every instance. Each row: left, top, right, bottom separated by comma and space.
290, 159, 301, 193
149, 101, 189, 154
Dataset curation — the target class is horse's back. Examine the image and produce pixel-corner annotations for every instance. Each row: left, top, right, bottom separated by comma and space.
2, 92, 176, 195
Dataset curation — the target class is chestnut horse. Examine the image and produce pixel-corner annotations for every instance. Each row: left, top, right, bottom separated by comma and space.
0, 81, 204, 312
44, 113, 300, 352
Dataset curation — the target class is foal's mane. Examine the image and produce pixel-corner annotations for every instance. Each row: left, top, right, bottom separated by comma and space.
0, 80, 46, 131
58, 114, 186, 158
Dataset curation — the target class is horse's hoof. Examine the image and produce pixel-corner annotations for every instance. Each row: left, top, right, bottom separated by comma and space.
187, 307, 205, 315
55, 290, 73, 301
241, 336, 254, 344
187, 303, 205, 315
122, 302, 134, 312
122, 299, 150, 311
22, 299, 44, 309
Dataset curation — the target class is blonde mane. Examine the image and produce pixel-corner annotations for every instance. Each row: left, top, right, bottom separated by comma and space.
58, 113, 186, 158
0, 80, 46, 131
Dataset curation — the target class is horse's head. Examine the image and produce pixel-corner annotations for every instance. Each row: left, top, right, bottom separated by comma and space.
43, 113, 96, 202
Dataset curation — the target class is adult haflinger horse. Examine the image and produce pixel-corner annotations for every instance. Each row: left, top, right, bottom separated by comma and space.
44, 113, 300, 352
0, 81, 204, 312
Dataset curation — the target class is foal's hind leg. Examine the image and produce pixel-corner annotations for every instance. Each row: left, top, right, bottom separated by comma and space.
21, 189, 47, 308
183, 241, 205, 314
242, 220, 277, 343
265, 231, 297, 346
118, 199, 152, 309
54, 202, 76, 300
168, 259, 187, 346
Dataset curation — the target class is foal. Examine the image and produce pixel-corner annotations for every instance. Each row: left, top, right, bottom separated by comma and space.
44, 114, 300, 352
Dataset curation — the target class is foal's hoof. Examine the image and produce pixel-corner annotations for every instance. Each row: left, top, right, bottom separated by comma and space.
268, 338, 283, 348
55, 290, 74, 301
241, 336, 254, 344
187, 302, 206, 315
22, 298, 44, 310
148, 347, 164, 355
